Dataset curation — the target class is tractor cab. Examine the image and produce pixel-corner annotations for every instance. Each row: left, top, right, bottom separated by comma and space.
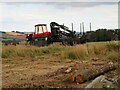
33, 24, 50, 37
35, 24, 47, 34
26, 24, 50, 44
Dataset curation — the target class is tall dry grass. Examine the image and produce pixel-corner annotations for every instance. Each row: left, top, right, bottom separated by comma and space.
2, 41, 119, 61
2, 45, 61, 58
62, 41, 119, 61
62, 45, 88, 60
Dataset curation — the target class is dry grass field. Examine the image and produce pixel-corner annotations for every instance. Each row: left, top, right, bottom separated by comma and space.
6, 32, 24, 36
2, 41, 119, 88
1, 32, 26, 43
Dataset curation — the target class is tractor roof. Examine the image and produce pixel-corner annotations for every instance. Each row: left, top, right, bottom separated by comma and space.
35, 24, 46, 26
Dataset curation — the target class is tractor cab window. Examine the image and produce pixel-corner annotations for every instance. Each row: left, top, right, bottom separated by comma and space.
39, 26, 43, 33
35, 26, 43, 34
43, 25, 48, 32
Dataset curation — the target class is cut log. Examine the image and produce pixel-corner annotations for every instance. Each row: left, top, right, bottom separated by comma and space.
68, 63, 118, 83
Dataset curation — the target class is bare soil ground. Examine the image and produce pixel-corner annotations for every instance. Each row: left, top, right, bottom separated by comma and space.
2, 52, 118, 88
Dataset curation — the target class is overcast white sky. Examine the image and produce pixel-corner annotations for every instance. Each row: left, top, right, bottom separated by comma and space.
0, 1, 119, 32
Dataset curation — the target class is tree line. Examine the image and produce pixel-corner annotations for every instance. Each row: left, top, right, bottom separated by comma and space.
80, 29, 120, 43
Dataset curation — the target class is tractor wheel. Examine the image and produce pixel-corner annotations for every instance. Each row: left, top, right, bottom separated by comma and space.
62, 40, 68, 46
70, 40, 77, 46
35, 40, 48, 47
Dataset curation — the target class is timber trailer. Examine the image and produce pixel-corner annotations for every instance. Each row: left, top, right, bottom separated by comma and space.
26, 22, 83, 46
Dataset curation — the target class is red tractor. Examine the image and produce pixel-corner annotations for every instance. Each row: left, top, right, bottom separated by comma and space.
26, 24, 50, 46
26, 22, 81, 46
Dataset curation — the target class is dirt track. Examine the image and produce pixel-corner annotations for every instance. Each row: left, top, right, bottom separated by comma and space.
2, 53, 118, 88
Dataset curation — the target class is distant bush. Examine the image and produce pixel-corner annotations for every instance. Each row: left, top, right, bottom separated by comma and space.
81, 29, 120, 43
16, 31, 24, 34
0, 31, 6, 33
